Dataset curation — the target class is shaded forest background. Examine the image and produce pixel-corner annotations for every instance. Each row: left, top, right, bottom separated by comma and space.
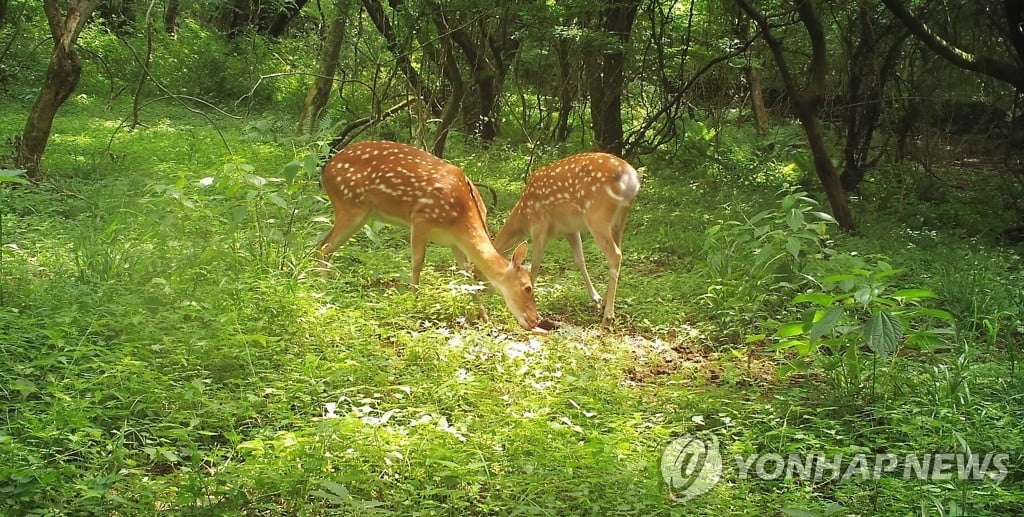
5, 0, 1024, 233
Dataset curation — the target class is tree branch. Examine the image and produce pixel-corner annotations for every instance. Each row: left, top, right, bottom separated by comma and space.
329, 97, 415, 152
881, 0, 1024, 90
41, 0, 63, 39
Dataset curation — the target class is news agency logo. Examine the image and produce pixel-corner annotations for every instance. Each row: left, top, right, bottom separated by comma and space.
660, 435, 723, 502
661, 434, 1012, 502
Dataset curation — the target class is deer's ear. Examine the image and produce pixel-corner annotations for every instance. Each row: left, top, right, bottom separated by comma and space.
511, 241, 529, 269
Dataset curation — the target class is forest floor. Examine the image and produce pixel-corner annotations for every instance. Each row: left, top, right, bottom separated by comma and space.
2, 96, 1023, 515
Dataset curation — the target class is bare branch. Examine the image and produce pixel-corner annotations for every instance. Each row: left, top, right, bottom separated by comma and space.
881, 0, 1024, 90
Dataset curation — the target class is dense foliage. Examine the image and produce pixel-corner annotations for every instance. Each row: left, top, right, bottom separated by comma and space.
1, 0, 1023, 514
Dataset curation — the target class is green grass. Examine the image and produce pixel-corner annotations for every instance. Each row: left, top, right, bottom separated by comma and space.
2, 91, 1023, 515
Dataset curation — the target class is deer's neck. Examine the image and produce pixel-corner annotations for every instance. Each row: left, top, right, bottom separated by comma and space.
493, 207, 530, 257
454, 223, 511, 282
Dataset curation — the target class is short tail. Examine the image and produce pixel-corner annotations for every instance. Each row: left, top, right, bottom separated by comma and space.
604, 164, 640, 205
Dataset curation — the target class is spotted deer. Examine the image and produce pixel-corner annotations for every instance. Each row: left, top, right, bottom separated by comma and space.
493, 153, 640, 324
316, 140, 541, 331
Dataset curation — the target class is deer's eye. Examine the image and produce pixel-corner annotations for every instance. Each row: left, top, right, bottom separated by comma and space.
524, 285, 533, 294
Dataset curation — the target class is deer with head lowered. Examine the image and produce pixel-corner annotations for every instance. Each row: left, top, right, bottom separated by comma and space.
493, 153, 640, 324
316, 140, 542, 331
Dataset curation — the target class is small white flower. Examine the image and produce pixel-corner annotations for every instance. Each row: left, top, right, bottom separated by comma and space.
324, 403, 338, 418
410, 414, 433, 426
361, 409, 395, 426
448, 281, 486, 293
436, 416, 466, 441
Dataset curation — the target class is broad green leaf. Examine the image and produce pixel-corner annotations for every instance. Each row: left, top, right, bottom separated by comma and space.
906, 330, 950, 348
854, 287, 877, 306
786, 237, 802, 259
801, 307, 818, 329
12, 378, 37, 397
748, 210, 772, 225
319, 480, 350, 498
302, 153, 320, 176
267, 193, 288, 209
280, 160, 301, 185
781, 194, 796, 210
771, 339, 803, 350
0, 169, 30, 184
792, 292, 834, 307
864, 311, 902, 358
795, 340, 818, 355
786, 208, 804, 231
744, 334, 766, 343
362, 221, 384, 246
914, 308, 955, 321
892, 288, 936, 301
871, 297, 897, 308
846, 341, 861, 377
776, 322, 806, 338
810, 306, 844, 342
810, 211, 836, 223
754, 244, 774, 266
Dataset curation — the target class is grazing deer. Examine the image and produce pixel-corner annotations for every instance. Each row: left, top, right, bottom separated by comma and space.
493, 153, 640, 324
316, 140, 541, 331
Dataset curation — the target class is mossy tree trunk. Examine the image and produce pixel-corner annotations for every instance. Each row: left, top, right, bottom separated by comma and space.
16, 0, 101, 181
737, 0, 855, 231
297, 0, 349, 134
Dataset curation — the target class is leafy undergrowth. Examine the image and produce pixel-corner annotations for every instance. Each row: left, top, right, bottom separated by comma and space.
2, 97, 1023, 515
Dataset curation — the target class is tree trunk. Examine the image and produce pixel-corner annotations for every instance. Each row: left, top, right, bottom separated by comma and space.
840, 6, 871, 192
225, 0, 251, 39
430, 9, 465, 157
96, 0, 135, 32
474, 71, 499, 141
734, 12, 768, 135
428, 2, 518, 142
839, 7, 907, 192
265, 0, 310, 38
361, 0, 440, 116
298, 2, 347, 134
881, 0, 1024, 90
164, 0, 180, 34
797, 104, 853, 230
17, 0, 101, 181
745, 65, 769, 135
736, 0, 854, 230
129, 0, 158, 129
584, 0, 641, 156
552, 37, 575, 143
